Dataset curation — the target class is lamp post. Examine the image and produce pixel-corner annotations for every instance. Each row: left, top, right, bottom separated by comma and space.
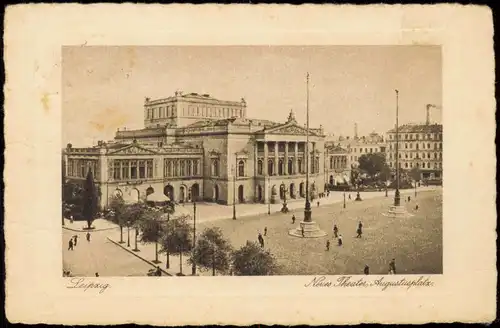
281, 183, 289, 213
267, 176, 271, 215
343, 192, 346, 208
385, 180, 389, 197
394, 89, 401, 207
165, 212, 170, 269
127, 220, 131, 247
191, 200, 197, 275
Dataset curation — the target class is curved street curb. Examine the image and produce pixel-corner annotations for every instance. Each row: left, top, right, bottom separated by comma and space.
63, 226, 119, 233
106, 237, 172, 276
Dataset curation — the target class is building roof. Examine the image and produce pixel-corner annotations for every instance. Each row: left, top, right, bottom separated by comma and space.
387, 123, 443, 134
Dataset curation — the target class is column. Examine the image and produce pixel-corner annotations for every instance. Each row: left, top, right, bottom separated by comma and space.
274, 142, 279, 175
294, 142, 299, 174
263, 142, 268, 175
254, 142, 258, 176
284, 141, 289, 175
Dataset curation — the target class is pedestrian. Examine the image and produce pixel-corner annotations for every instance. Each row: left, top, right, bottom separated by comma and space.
389, 258, 396, 274
73, 235, 78, 246
68, 239, 74, 251
156, 266, 162, 276
415, 204, 419, 210
338, 234, 343, 246
364, 265, 370, 275
326, 240, 330, 251
258, 233, 264, 248
317, 201, 320, 207
301, 225, 305, 237
408, 196, 411, 202
95, 272, 99, 277
264, 227, 268, 236
348, 194, 351, 200
292, 214, 296, 224
356, 221, 363, 238
333, 224, 338, 238
86, 232, 91, 242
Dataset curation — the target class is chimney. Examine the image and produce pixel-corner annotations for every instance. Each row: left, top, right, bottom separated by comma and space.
354, 123, 358, 139
426, 104, 432, 125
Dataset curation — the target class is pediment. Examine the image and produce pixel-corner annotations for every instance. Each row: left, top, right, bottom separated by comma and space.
108, 144, 158, 155
264, 123, 318, 136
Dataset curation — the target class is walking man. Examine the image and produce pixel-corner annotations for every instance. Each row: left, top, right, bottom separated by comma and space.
389, 258, 396, 274
95, 272, 99, 277
415, 204, 419, 211
338, 234, 343, 246
264, 227, 268, 236
292, 214, 296, 224
301, 225, 305, 238
356, 221, 363, 238
364, 265, 370, 275
73, 235, 78, 246
86, 232, 91, 242
68, 239, 74, 251
326, 240, 330, 251
408, 196, 411, 202
333, 224, 338, 238
348, 194, 351, 200
317, 201, 320, 207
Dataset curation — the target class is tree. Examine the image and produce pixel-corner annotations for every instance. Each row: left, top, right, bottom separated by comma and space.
232, 241, 278, 276
380, 164, 392, 182
107, 195, 127, 243
136, 207, 166, 263
409, 166, 422, 182
189, 227, 233, 276
159, 215, 193, 276
121, 202, 148, 251
358, 153, 387, 178
82, 169, 98, 229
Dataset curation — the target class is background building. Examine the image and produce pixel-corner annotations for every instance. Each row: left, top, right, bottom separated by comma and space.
63, 92, 327, 209
385, 123, 443, 180
324, 144, 351, 186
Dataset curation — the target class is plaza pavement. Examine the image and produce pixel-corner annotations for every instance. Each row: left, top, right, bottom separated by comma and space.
62, 227, 155, 277
103, 186, 440, 276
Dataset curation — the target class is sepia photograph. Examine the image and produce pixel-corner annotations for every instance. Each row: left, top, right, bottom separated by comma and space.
5, 4, 496, 325
61, 45, 443, 277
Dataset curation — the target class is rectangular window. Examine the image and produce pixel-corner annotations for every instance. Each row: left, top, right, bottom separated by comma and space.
147, 160, 153, 178
122, 161, 129, 179
139, 161, 146, 178
113, 161, 121, 180
131, 161, 137, 179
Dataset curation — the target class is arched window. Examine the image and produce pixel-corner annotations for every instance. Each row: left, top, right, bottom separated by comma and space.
257, 160, 263, 175
212, 159, 219, 176
278, 159, 284, 175
193, 160, 199, 175
187, 160, 192, 176
288, 159, 293, 175
427, 162, 431, 168
298, 159, 303, 173
238, 160, 245, 177
268, 159, 274, 176
179, 160, 185, 176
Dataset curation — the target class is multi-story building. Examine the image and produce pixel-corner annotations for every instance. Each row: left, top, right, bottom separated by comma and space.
63, 92, 327, 209
324, 144, 351, 186
385, 123, 443, 180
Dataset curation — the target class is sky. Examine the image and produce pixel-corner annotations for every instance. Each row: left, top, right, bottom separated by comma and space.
62, 45, 442, 147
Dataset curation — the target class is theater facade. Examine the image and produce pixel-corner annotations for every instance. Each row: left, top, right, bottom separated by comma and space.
63, 92, 327, 209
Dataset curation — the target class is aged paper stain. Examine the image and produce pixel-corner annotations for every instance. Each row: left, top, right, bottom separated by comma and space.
41, 93, 50, 112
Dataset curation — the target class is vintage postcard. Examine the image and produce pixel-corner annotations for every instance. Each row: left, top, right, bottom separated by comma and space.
4, 4, 496, 325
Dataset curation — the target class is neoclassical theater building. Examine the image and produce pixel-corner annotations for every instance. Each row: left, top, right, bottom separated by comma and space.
63, 92, 331, 209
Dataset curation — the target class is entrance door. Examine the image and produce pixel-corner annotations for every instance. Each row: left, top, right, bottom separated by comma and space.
238, 185, 244, 203
191, 183, 200, 202
164, 185, 174, 201
299, 182, 305, 198
289, 183, 295, 198
213, 184, 219, 202
179, 186, 186, 203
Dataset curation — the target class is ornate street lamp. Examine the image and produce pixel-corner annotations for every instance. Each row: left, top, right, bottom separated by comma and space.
281, 182, 289, 213
165, 212, 170, 269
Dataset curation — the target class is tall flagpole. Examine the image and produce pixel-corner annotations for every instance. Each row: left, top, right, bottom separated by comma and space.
394, 89, 401, 206
304, 72, 312, 222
